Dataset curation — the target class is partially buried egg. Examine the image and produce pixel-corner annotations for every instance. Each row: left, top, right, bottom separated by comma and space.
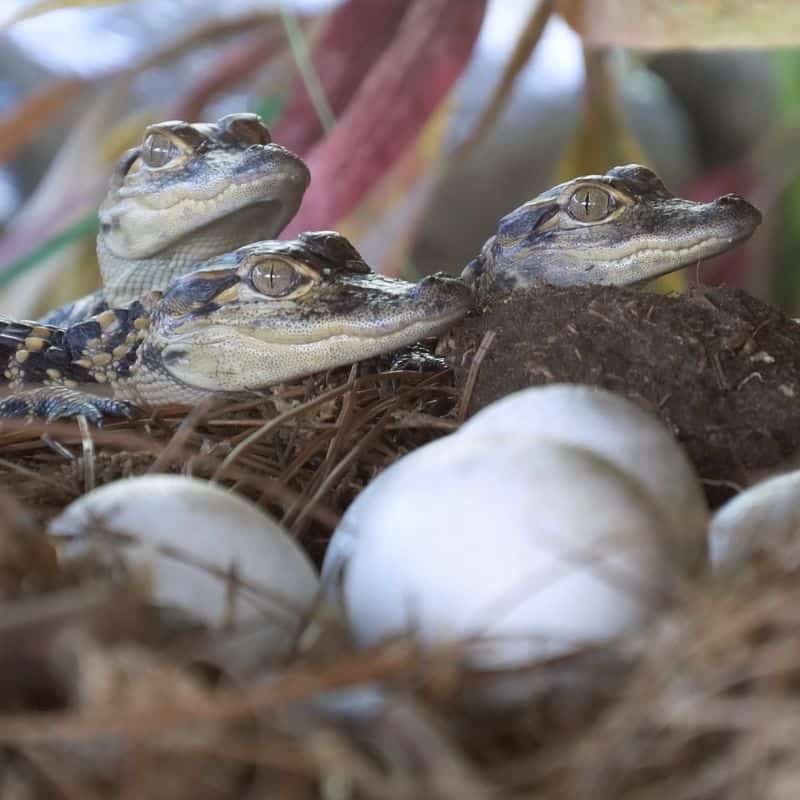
323, 434, 677, 677
49, 475, 319, 670
460, 384, 708, 570
709, 469, 800, 573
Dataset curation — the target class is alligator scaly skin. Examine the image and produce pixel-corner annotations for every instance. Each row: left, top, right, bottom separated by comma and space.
1, 233, 472, 422
40, 114, 309, 326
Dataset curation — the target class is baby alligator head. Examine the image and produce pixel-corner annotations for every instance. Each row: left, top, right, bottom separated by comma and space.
98, 113, 310, 305
135, 232, 471, 401
461, 164, 762, 294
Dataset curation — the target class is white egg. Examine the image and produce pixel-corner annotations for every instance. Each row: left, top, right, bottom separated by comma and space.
49, 475, 319, 667
460, 384, 708, 567
709, 470, 800, 572
325, 435, 675, 672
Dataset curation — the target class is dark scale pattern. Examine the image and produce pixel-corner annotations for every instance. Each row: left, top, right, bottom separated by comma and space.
64, 320, 103, 354
0, 305, 148, 422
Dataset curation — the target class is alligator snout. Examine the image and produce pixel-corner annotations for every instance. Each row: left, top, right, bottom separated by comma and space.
237, 144, 310, 187
712, 193, 762, 238
413, 273, 473, 315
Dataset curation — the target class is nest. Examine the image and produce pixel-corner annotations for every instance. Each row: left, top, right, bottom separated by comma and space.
1, 288, 799, 797
0, 363, 460, 565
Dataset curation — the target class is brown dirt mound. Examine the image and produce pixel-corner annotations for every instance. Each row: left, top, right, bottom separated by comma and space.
451, 285, 800, 505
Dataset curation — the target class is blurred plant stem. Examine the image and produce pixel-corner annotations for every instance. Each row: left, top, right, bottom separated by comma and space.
773, 51, 800, 310
279, 4, 336, 133
558, 48, 684, 293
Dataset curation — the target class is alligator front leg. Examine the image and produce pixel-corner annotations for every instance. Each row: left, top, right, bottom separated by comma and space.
0, 387, 136, 424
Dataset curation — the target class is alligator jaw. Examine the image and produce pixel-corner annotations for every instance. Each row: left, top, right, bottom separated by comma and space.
149, 243, 472, 396
99, 147, 309, 263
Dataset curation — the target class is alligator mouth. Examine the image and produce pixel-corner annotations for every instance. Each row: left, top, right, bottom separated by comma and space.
242, 304, 468, 346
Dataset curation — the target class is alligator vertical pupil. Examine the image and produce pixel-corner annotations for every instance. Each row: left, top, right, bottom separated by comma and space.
251, 258, 299, 296
142, 133, 176, 167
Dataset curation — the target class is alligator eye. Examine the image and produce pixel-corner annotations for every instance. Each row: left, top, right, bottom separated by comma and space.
251, 258, 300, 297
567, 186, 614, 222
141, 132, 179, 168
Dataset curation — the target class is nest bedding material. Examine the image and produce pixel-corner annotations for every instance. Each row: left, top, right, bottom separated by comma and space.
1, 285, 800, 797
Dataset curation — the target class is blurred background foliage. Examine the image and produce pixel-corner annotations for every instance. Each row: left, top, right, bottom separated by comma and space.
0, 0, 798, 316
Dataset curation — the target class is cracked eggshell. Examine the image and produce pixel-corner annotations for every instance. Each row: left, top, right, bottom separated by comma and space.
324, 435, 676, 672
460, 384, 708, 569
709, 470, 800, 573
49, 475, 319, 664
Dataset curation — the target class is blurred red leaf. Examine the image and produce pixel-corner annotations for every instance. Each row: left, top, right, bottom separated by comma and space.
0, 78, 86, 165
274, 0, 411, 155
285, 0, 487, 235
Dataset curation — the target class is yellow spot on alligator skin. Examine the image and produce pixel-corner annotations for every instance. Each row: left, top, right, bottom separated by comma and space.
24, 336, 46, 352
126, 333, 138, 343
92, 352, 113, 366
112, 345, 129, 359
94, 373, 108, 383
75, 357, 92, 369
97, 310, 118, 329
46, 368, 61, 380
213, 285, 240, 304
3, 370, 11, 379
15, 350, 29, 364
133, 317, 149, 330
64, 379, 78, 388
32, 326, 51, 338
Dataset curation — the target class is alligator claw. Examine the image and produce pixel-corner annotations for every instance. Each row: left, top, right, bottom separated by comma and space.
388, 343, 447, 373
0, 388, 138, 425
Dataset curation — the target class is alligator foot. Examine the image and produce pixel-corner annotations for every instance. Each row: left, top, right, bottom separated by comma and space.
0, 387, 137, 425
388, 343, 448, 373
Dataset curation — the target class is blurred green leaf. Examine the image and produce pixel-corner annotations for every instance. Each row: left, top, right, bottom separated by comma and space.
773, 52, 800, 311
0, 213, 98, 289
253, 94, 287, 125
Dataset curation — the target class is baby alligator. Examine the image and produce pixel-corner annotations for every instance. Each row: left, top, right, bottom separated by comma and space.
43, 113, 309, 326
0, 233, 470, 422
461, 164, 762, 293
0, 165, 761, 422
